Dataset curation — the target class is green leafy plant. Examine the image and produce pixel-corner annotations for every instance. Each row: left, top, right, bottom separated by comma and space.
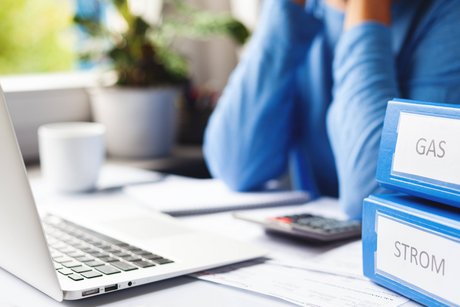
0, 0, 74, 74
74, 0, 250, 87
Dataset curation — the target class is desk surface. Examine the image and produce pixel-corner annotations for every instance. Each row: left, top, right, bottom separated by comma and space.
0, 165, 379, 307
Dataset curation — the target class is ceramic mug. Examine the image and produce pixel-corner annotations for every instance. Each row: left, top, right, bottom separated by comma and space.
38, 122, 106, 193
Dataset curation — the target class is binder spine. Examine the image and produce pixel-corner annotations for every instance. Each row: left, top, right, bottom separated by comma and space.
376, 99, 460, 208
362, 196, 460, 306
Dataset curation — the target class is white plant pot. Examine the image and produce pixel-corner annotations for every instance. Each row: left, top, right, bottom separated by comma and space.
89, 87, 180, 159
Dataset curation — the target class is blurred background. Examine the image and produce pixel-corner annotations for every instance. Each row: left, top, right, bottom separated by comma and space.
0, 0, 262, 172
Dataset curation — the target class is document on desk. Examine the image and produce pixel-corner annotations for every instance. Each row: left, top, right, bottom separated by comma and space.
193, 241, 410, 307
29, 164, 163, 202
266, 240, 365, 280
123, 176, 309, 216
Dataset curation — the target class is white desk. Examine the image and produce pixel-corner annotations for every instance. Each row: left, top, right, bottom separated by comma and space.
0, 166, 391, 306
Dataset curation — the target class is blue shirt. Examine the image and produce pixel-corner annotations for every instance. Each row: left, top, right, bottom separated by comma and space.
203, 0, 460, 219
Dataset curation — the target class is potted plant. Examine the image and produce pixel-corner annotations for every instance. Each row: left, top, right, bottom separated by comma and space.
74, 0, 249, 159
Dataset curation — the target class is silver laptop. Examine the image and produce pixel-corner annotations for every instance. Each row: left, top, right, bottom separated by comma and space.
0, 85, 265, 301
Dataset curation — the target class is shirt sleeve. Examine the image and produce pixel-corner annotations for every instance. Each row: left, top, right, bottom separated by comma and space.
203, 0, 321, 191
328, 1, 460, 219
400, 1, 460, 104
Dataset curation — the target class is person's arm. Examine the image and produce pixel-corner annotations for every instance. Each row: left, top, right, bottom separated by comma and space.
328, 1, 460, 219
204, 0, 321, 191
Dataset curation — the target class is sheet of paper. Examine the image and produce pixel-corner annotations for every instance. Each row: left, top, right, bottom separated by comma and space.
312, 240, 364, 277
266, 241, 364, 280
193, 259, 409, 307
193, 241, 409, 307
123, 177, 310, 215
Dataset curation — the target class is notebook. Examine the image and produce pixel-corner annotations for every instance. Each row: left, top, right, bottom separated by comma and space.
123, 176, 310, 216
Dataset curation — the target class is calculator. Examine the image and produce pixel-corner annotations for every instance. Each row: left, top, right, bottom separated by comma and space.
234, 212, 362, 242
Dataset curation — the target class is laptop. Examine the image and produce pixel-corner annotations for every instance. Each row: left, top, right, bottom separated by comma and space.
0, 85, 265, 301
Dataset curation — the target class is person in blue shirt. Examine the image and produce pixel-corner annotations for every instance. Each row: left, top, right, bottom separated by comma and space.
203, 0, 460, 219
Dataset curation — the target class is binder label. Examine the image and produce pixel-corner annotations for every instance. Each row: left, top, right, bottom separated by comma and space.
376, 214, 460, 304
392, 112, 460, 185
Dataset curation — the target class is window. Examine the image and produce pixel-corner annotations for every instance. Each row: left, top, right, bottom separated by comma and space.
0, 0, 75, 74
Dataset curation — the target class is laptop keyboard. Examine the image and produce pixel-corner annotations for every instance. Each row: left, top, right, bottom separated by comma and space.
42, 215, 174, 282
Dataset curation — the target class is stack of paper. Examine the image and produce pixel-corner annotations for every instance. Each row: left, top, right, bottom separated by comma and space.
123, 176, 310, 216
192, 241, 411, 307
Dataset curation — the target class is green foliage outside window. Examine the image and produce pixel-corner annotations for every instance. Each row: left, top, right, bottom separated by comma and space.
0, 0, 75, 74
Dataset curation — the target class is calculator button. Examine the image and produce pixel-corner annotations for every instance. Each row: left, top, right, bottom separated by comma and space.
272, 217, 293, 224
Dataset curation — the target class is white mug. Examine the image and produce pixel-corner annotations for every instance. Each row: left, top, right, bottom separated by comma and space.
38, 122, 106, 193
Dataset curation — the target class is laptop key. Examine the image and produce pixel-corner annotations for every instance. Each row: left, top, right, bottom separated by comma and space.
151, 258, 174, 265
112, 251, 130, 257
133, 260, 155, 268
50, 243, 66, 251
105, 248, 121, 254
72, 266, 92, 273
98, 256, 119, 263
54, 257, 73, 263
66, 251, 85, 258
121, 255, 142, 262
57, 246, 75, 254
127, 247, 143, 253
143, 253, 162, 260
88, 251, 109, 258
54, 263, 64, 270
86, 238, 100, 245
75, 256, 94, 262
99, 244, 113, 250
81, 270, 103, 279
95, 265, 121, 275
137, 250, 153, 256
86, 249, 103, 256
69, 242, 85, 249
68, 273, 84, 281
58, 268, 74, 275
86, 260, 105, 267
115, 242, 130, 248
111, 261, 138, 271
92, 241, 106, 248
63, 261, 83, 268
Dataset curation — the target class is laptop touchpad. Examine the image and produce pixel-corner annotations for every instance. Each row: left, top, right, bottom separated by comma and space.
101, 217, 188, 239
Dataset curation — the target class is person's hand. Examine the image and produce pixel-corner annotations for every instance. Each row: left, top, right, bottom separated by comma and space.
292, 0, 306, 6
344, 0, 392, 30
291, 0, 392, 30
